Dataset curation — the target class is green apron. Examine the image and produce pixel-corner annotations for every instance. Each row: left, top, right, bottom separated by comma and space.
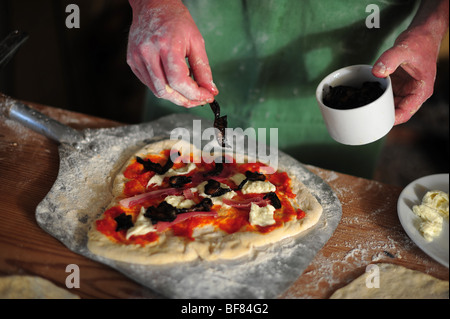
142, 0, 419, 178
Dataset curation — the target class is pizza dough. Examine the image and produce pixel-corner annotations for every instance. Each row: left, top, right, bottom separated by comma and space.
87, 139, 323, 265
330, 263, 449, 299
0, 275, 80, 299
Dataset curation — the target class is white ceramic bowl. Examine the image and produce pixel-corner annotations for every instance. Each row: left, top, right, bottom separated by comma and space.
316, 64, 395, 145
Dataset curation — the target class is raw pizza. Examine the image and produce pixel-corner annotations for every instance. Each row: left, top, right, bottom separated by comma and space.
87, 139, 323, 265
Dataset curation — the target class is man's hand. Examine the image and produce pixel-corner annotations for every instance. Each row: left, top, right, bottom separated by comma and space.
372, 0, 449, 125
127, 0, 218, 107
372, 31, 439, 125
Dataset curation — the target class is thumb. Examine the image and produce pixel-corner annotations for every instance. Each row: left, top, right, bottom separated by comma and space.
372, 46, 406, 78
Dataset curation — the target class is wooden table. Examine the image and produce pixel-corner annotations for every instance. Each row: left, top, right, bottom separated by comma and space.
1, 101, 448, 299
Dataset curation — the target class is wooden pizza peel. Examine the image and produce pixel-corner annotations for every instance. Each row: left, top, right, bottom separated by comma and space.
1, 94, 342, 298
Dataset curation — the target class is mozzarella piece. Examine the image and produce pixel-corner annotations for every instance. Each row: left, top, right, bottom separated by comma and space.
412, 190, 449, 241
249, 203, 276, 227
126, 207, 156, 239
165, 195, 195, 209
419, 221, 443, 242
241, 180, 276, 194
147, 162, 196, 187
421, 190, 449, 217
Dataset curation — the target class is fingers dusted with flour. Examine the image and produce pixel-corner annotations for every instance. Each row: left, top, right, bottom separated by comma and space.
372, 38, 437, 125
127, 0, 218, 107
372, 0, 449, 125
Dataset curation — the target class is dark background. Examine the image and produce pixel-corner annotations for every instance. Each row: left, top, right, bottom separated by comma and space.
1, 0, 448, 187
1, 0, 145, 124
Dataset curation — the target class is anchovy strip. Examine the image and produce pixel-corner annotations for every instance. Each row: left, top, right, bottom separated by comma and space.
114, 213, 134, 231
144, 198, 213, 225
204, 179, 232, 197
209, 100, 228, 148
136, 151, 181, 174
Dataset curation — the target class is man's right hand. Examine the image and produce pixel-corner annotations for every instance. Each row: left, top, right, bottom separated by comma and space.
127, 0, 218, 107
